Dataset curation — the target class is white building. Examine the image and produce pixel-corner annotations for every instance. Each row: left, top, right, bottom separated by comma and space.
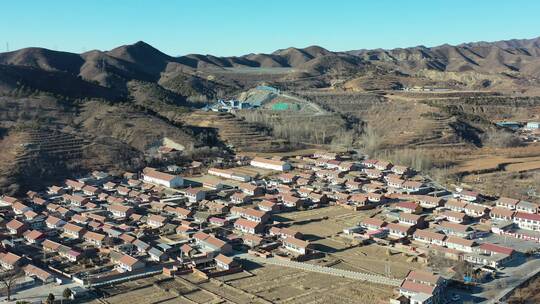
514, 212, 540, 231
526, 122, 540, 130
142, 168, 183, 188
250, 157, 291, 171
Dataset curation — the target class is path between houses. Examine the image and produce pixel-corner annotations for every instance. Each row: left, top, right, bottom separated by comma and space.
236, 253, 402, 286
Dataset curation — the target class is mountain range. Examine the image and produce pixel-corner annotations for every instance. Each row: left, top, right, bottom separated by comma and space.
1, 36, 540, 97
1, 35, 540, 195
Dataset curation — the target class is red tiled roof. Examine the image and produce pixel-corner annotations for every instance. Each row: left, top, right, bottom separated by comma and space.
479, 243, 514, 256
515, 212, 540, 222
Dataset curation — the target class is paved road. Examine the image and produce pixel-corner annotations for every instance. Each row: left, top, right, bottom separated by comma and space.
238, 253, 401, 286
477, 257, 540, 303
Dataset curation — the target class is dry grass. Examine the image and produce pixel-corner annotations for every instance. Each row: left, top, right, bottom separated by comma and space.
228, 264, 393, 304
279, 206, 422, 279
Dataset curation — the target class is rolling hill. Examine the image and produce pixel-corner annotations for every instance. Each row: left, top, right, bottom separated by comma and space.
2, 35, 540, 195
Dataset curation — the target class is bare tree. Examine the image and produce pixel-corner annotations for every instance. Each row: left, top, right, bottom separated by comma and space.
0, 267, 23, 301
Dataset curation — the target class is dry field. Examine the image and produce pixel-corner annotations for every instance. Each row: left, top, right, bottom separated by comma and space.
279, 206, 423, 279
453, 149, 540, 175
89, 268, 393, 304
443, 145, 540, 198
226, 264, 394, 304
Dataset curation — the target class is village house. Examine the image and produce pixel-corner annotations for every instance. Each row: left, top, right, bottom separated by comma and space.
513, 212, 540, 231
398, 213, 426, 227
116, 186, 131, 196
386, 223, 415, 239
63, 223, 86, 239
142, 167, 184, 188
413, 229, 446, 246
490, 207, 515, 222
108, 205, 134, 219
347, 194, 375, 210
277, 173, 298, 184
0, 252, 21, 270
445, 199, 468, 212
402, 181, 426, 194
6, 219, 27, 235
84, 231, 108, 247
82, 185, 100, 196
250, 157, 292, 171
234, 218, 263, 234
399, 270, 445, 304
193, 232, 232, 255
42, 239, 62, 253
258, 200, 280, 213
24, 230, 45, 244
466, 243, 515, 268
308, 192, 327, 205
241, 208, 270, 223
147, 214, 167, 228
116, 254, 145, 272
72, 214, 88, 225
387, 177, 405, 189
374, 160, 392, 171
396, 201, 422, 214
362, 159, 378, 168
360, 218, 386, 231
445, 236, 476, 253
457, 190, 480, 202
269, 227, 303, 239
282, 237, 310, 255
45, 216, 66, 229
59, 247, 82, 262
345, 180, 362, 191
24, 264, 55, 283
440, 210, 469, 224
435, 221, 475, 239
281, 194, 303, 209
364, 168, 383, 179
231, 192, 252, 205
243, 234, 263, 248
416, 196, 443, 209
392, 165, 410, 176
103, 181, 116, 191
69, 194, 89, 207
148, 247, 167, 262
516, 201, 539, 214
12, 202, 31, 215
47, 185, 65, 196
208, 168, 251, 182
367, 192, 385, 204
496, 197, 520, 210
214, 254, 237, 271
464, 204, 489, 218
363, 183, 382, 193
183, 188, 206, 203
65, 179, 84, 191
169, 207, 194, 219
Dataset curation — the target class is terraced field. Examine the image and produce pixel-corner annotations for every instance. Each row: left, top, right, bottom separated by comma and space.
15, 130, 89, 164
180, 110, 290, 152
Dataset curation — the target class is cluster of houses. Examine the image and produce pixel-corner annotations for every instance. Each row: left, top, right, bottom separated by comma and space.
0, 150, 538, 304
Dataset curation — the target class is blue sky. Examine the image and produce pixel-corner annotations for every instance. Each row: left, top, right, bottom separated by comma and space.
2, 0, 540, 56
